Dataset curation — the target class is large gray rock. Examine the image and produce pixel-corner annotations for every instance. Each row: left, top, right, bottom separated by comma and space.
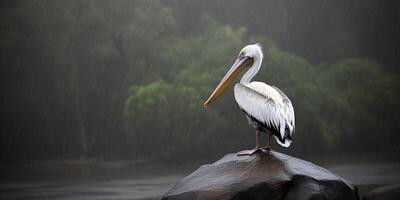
163, 151, 358, 200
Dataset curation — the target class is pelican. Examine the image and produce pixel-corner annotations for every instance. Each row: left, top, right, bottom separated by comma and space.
204, 44, 295, 156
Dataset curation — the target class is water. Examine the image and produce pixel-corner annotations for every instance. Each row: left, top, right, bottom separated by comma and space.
327, 163, 400, 197
0, 176, 181, 200
0, 161, 189, 200
0, 160, 399, 199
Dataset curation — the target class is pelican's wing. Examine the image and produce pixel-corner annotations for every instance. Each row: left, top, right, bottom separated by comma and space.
234, 83, 288, 144
272, 86, 295, 133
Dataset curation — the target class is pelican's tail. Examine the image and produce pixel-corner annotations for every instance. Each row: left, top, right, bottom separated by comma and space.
275, 136, 292, 147
275, 124, 293, 148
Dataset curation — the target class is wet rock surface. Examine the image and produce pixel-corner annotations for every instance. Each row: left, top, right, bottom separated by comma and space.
162, 151, 358, 200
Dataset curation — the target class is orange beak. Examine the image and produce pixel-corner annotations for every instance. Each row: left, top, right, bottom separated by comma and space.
204, 56, 254, 107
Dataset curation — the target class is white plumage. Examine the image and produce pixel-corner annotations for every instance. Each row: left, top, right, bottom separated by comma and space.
234, 82, 295, 147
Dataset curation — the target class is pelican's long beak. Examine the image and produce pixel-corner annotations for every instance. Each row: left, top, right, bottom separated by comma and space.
204, 56, 254, 107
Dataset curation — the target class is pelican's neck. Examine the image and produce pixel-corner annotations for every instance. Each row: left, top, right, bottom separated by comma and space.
240, 57, 262, 85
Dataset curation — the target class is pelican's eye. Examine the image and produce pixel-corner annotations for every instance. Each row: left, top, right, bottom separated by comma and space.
239, 51, 245, 57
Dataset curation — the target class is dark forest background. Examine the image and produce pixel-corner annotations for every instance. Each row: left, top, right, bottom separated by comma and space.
1, 0, 399, 162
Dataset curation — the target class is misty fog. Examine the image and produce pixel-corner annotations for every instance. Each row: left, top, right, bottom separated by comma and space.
0, 1, 399, 199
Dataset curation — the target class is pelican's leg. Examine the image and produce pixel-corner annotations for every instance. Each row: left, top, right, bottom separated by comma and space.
237, 130, 261, 156
262, 133, 272, 151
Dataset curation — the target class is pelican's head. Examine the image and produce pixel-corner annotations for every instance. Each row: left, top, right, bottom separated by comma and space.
204, 44, 263, 107
239, 43, 264, 62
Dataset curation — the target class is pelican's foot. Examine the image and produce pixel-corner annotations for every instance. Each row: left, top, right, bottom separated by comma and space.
237, 148, 261, 156
261, 146, 272, 151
